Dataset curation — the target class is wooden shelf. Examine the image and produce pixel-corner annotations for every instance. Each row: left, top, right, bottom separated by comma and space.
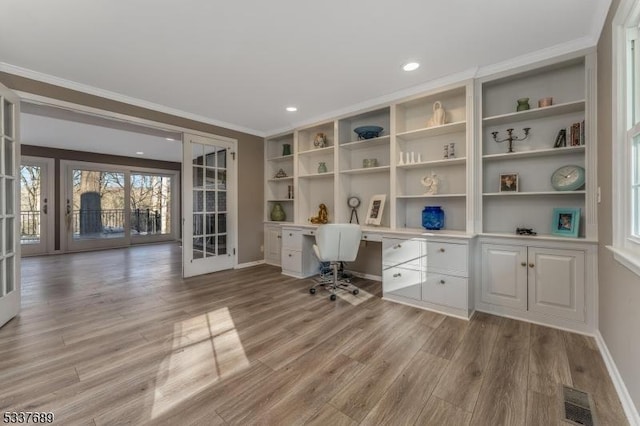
267, 177, 293, 182
340, 166, 390, 175
483, 100, 585, 126
397, 157, 466, 169
396, 121, 466, 141
266, 199, 294, 202
340, 135, 390, 150
267, 154, 294, 162
483, 145, 585, 161
483, 191, 586, 197
397, 194, 466, 199
298, 172, 334, 179
298, 146, 334, 156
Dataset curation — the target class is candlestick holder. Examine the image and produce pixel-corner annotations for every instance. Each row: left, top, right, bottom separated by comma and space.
491, 127, 531, 153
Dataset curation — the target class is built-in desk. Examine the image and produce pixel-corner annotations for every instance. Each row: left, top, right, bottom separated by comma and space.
266, 223, 476, 319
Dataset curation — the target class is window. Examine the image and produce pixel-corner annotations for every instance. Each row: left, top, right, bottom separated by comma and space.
611, 0, 640, 275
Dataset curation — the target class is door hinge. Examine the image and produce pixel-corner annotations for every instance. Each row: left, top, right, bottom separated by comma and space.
230, 151, 236, 160
233, 248, 236, 255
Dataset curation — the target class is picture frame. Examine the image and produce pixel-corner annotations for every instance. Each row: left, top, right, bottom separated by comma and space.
365, 194, 386, 226
551, 207, 581, 238
499, 173, 519, 192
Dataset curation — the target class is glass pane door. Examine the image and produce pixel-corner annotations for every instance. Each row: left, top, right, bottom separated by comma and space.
65, 166, 130, 251
20, 157, 54, 256
0, 83, 20, 329
130, 173, 173, 238
183, 134, 235, 277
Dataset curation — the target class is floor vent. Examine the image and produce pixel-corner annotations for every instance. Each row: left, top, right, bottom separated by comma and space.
563, 385, 595, 426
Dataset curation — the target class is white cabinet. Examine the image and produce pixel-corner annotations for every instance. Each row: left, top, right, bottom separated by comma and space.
281, 227, 318, 278
264, 225, 282, 266
480, 242, 585, 322
481, 243, 527, 309
382, 236, 471, 317
528, 246, 585, 321
382, 237, 426, 301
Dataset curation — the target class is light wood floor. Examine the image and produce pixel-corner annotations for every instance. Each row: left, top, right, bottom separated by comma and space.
1, 243, 627, 425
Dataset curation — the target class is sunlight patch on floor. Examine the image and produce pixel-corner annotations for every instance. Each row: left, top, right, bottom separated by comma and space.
150, 307, 250, 419
337, 287, 374, 306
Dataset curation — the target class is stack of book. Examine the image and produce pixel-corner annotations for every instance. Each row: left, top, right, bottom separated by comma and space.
569, 120, 585, 146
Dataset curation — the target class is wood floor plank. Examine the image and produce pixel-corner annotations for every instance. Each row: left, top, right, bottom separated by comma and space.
421, 315, 468, 360
0, 244, 626, 425
470, 318, 531, 426
414, 396, 472, 426
360, 351, 448, 426
304, 404, 357, 426
329, 316, 436, 422
525, 390, 566, 426
564, 332, 629, 426
431, 312, 502, 412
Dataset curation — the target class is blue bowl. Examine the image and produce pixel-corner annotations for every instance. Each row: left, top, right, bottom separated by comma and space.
354, 126, 383, 140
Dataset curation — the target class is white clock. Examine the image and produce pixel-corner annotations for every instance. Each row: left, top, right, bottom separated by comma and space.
348, 196, 361, 208
551, 165, 585, 191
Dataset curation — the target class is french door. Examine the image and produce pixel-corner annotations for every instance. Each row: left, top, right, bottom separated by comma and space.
20, 156, 54, 256
183, 134, 236, 277
0, 83, 20, 329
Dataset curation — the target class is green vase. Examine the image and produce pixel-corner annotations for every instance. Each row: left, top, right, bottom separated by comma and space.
516, 98, 530, 112
270, 203, 286, 221
318, 162, 328, 173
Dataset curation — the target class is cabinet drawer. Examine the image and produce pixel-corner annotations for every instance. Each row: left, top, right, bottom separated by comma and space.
383, 238, 426, 268
422, 273, 468, 310
281, 249, 302, 273
383, 266, 423, 300
282, 228, 303, 250
427, 242, 468, 276
362, 232, 383, 242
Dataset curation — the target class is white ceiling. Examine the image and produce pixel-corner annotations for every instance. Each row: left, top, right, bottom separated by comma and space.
21, 109, 183, 162
0, 1, 611, 136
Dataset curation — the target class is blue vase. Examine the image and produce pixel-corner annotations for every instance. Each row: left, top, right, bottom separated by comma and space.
422, 206, 445, 230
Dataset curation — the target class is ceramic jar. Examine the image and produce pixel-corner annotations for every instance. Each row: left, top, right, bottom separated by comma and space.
516, 98, 530, 111
282, 144, 292, 156
317, 162, 328, 173
422, 206, 445, 230
270, 203, 286, 221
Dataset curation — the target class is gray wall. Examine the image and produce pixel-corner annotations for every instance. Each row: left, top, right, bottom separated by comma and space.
598, 0, 640, 413
1, 73, 264, 264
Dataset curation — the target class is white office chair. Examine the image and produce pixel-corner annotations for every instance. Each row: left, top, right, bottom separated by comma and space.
309, 224, 362, 301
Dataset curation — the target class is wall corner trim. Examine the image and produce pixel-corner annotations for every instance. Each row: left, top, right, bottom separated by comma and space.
594, 330, 640, 425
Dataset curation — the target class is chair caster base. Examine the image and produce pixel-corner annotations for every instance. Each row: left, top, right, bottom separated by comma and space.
309, 288, 316, 294
330, 294, 337, 301
352, 289, 359, 295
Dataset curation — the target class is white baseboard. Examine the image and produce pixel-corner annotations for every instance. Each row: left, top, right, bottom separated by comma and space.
350, 271, 382, 282
594, 331, 640, 426
235, 260, 265, 269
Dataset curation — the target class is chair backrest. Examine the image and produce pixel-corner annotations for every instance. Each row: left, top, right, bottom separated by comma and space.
314, 224, 362, 262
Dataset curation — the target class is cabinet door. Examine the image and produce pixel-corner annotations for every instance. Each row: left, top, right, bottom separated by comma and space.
528, 247, 585, 321
383, 265, 423, 300
481, 243, 527, 310
264, 226, 281, 266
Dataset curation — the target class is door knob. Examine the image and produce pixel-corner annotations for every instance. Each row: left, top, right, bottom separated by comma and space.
393, 244, 402, 249
521, 262, 527, 267
43, 204, 48, 214
439, 279, 445, 284
529, 263, 535, 268
439, 248, 445, 252
393, 273, 402, 277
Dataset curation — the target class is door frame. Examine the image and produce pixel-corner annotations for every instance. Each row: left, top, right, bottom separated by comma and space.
182, 133, 239, 277
20, 156, 55, 256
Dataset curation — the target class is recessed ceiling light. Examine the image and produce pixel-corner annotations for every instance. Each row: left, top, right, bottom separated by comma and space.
165, 137, 175, 141
136, 151, 144, 155
403, 62, 420, 72
286, 106, 298, 112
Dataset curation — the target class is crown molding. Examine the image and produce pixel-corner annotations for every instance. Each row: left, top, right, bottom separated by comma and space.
0, 62, 265, 137
592, 0, 614, 43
